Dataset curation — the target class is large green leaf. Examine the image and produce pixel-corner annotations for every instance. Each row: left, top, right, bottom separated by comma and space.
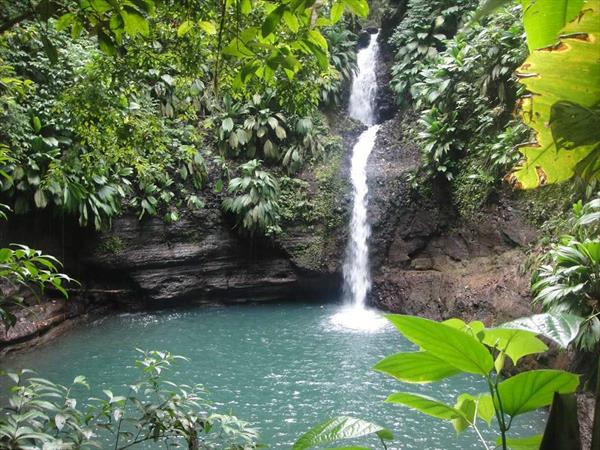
385, 315, 494, 375
520, 0, 585, 51
385, 392, 463, 420
262, 4, 286, 38
482, 328, 548, 365
292, 417, 391, 450
510, 2, 600, 188
501, 313, 584, 348
495, 370, 579, 417
373, 352, 460, 383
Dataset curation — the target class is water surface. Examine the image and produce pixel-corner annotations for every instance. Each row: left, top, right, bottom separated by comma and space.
1, 302, 545, 449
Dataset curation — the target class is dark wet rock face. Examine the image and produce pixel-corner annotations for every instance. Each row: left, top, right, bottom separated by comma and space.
375, 32, 398, 123
83, 211, 340, 304
365, 112, 539, 325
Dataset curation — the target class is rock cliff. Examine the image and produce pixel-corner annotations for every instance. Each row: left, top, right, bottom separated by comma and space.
365, 111, 539, 324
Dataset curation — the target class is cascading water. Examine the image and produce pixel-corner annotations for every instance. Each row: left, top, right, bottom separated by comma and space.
331, 32, 387, 332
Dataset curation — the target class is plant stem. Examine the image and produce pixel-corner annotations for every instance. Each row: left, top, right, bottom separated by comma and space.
471, 402, 492, 450
486, 377, 507, 450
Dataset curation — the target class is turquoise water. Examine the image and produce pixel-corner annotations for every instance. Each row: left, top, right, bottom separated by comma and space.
1, 302, 545, 449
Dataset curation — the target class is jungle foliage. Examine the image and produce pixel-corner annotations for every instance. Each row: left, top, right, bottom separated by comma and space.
388, 0, 600, 209
533, 193, 600, 351
0, 350, 258, 449
0, 0, 363, 234
0, 147, 74, 329
388, 0, 529, 211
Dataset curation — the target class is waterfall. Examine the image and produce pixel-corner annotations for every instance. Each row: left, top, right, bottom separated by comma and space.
331, 32, 386, 332
348, 32, 379, 126
344, 32, 380, 309
343, 125, 379, 308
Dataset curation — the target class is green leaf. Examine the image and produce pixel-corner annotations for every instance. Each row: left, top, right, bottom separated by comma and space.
331, 1, 345, 23
452, 394, 476, 433
55, 12, 76, 31
307, 29, 328, 50
222, 38, 254, 58
198, 20, 217, 35
451, 393, 495, 432
97, 30, 117, 56
283, 10, 299, 32
177, 20, 193, 37
222, 117, 234, 132
385, 315, 494, 375
510, 4, 600, 188
34, 189, 48, 208
121, 7, 150, 36
342, 0, 369, 17
495, 370, 579, 417
262, 4, 286, 38
32, 116, 42, 133
550, 101, 600, 150
520, 0, 584, 51
501, 313, 584, 348
373, 351, 460, 383
240, 0, 252, 15
386, 392, 463, 421
497, 435, 543, 450
304, 40, 329, 70
482, 328, 548, 365
292, 416, 391, 450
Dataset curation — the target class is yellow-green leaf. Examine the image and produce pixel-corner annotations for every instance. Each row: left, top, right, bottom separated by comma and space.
198, 20, 217, 35
331, 1, 345, 23
177, 20, 193, 37
510, 2, 600, 188
520, 0, 584, 51
496, 369, 579, 417
373, 351, 460, 383
342, 0, 369, 17
482, 328, 548, 366
385, 315, 494, 375
283, 10, 299, 32
386, 392, 463, 421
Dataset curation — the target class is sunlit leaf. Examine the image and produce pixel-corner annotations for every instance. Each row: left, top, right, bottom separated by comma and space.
510, 3, 600, 188
385, 315, 494, 375
386, 392, 463, 420
292, 416, 391, 450
373, 352, 459, 383
494, 370, 579, 417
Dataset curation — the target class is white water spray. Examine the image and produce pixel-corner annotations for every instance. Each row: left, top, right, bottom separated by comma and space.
331, 32, 387, 332
348, 32, 379, 126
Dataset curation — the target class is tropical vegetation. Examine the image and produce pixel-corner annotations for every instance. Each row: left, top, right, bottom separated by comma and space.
0, 350, 258, 449
1, 0, 600, 449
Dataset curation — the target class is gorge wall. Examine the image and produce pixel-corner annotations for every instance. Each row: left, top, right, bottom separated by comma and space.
1, 11, 540, 351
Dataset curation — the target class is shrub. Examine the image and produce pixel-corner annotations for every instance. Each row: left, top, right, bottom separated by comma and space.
222, 159, 281, 237
0, 350, 258, 450
533, 194, 600, 351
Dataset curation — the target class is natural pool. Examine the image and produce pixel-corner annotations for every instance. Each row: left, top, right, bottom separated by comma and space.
1, 301, 546, 449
